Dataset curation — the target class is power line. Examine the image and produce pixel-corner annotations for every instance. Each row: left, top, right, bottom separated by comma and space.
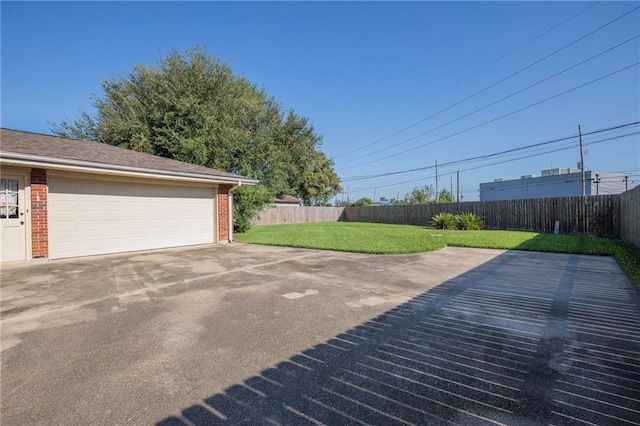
339, 35, 639, 167
335, 4, 639, 163
346, 129, 639, 194
341, 121, 639, 182
454, 108, 639, 158
341, 61, 640, 171
333, 1, 603, 157
346, 136, 636, 194
598, 169, 640, 175
444, 130, 640, 177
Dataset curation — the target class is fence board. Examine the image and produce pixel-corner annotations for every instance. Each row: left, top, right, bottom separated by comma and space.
620, 186, 640, 248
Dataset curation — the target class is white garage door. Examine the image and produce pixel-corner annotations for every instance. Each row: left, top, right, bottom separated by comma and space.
49, 177, 215, 259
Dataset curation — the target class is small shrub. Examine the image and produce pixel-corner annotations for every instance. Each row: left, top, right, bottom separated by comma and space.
431, 212, 457, 229
456, 212, 484, 230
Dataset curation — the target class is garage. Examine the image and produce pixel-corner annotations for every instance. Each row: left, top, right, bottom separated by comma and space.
0, 128, 257, 262
48, 176, 216, 259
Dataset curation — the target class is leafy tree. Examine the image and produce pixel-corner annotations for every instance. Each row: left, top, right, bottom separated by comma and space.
437, 189, 453, 203
404, 184, 435, 204
52, 46, 341, 230
336, 197, 373, 207
233, 185, 273, 233
299, 150, 341, 206
351, 197, 373, 207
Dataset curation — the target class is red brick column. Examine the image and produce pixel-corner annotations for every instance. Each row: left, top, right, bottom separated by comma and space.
30, 168, 49, 258
218, 185, 230, 242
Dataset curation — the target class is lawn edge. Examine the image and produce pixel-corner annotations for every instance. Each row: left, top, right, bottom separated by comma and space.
237, 238, 640, 291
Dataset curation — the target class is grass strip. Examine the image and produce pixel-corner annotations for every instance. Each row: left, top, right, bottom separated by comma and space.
236, 222, 640, 290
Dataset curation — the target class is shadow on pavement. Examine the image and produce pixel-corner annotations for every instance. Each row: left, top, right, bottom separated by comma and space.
159, 250, 640, 425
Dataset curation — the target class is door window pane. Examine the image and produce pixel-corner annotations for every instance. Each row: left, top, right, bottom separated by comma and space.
0, 178, 19, 219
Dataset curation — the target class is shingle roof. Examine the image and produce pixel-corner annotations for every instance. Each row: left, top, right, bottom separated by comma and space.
275, 195, 303, 203
0, 128, 257, 183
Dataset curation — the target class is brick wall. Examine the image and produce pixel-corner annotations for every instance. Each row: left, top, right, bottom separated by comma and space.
218, 185, 230, 242
30, 168, 49, 258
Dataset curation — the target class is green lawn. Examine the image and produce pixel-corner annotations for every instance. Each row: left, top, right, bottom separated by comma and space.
236, 222, 640, 289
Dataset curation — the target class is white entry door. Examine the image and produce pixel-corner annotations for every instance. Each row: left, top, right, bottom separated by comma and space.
0, 176, 27, 262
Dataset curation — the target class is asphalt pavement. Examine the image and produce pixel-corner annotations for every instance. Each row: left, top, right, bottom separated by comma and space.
1, 244, 639, 425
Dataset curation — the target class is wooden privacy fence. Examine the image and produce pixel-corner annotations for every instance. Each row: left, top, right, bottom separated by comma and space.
344, 195, 621, 235
252, 206, 345, 225
620, 186, 640, 248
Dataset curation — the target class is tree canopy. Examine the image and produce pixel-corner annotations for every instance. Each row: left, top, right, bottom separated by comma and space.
53, 46, 341, 231
437, 189, 453, 203
404, 184, 435, 204
401, 185, 455, 204
337, 197, 373, 207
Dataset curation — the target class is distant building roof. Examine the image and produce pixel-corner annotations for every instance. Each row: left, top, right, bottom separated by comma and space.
274, 195, 303, 205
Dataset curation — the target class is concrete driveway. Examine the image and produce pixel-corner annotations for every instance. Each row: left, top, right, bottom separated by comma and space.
1, 244, 639, 425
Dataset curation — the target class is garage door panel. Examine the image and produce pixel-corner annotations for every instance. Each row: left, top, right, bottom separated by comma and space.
49, 178, 215, 259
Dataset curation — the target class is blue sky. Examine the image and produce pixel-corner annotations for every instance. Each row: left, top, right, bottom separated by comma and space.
2, 1, 638, 201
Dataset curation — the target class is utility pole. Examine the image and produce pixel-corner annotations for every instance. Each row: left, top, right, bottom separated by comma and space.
450, 175, 453, 202
373, 188, 376, 203
579, 125, 585, 196
595, 173, 601, 195
624, 175, 629, 191
435, 159, 438, 202
457, 171, 460, 202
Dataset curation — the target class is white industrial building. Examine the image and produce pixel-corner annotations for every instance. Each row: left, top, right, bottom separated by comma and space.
479, 168, 631, 201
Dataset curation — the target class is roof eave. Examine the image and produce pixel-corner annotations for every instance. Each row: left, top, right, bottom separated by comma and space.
0, 152, 259, 185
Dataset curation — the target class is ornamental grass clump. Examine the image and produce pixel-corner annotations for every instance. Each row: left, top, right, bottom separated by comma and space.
431, 212, 484, 230
431, 212, 457, 229
456, 212, 484, 230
